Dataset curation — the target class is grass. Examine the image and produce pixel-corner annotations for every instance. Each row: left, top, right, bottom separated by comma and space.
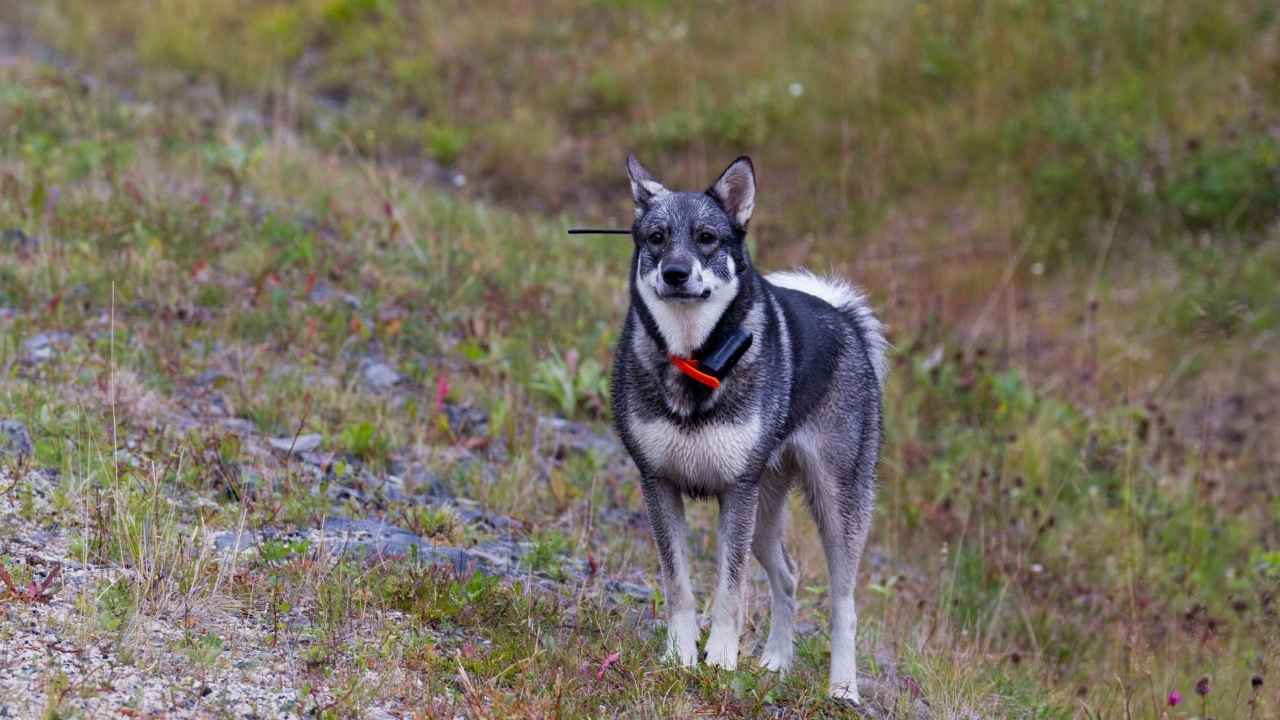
19, 0, 1280, 269
0, 2, 1277, 718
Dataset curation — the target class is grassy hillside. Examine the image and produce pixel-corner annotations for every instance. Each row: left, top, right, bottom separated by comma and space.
1, 2, 1278, 718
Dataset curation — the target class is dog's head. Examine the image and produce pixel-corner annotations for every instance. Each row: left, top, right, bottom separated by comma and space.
626, 155, 755, 304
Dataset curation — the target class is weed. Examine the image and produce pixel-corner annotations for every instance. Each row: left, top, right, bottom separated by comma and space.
177, 631, 224, 670
1168, 133, 1280, 231
337, 420, 390, 466
524, 529, 571, 580
422, 122, 469, 165
530, 348, 609, 419
259, 538, 312, 565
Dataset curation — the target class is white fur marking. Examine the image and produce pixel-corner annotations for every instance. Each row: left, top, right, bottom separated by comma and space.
641, 179, 669, 197
704, 623, 739, 670
666, 609, 698, 666
759, 632, 794, 672
712, 162, 756, 226
828, 603, 860, 702
636, 264, 738, 358
629, 414, 761, 491
765, 270, 889, 388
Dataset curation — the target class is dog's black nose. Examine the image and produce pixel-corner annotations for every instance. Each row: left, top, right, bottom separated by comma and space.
662, 261, 692, 286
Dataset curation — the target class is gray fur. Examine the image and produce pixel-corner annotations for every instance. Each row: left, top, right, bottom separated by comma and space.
612, 155, 886, 702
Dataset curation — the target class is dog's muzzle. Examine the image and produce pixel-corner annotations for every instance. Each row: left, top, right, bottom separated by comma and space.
657, 259, 711, 301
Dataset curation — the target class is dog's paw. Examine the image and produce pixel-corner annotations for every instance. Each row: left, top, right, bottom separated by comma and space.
664, 637, 698, 667
758, 646, 793, 673
828, 680, 861, 705
704, 627, 739, 670
664, 613, 699, 667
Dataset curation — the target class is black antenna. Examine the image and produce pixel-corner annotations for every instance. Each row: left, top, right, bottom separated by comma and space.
567, 228, 631, 235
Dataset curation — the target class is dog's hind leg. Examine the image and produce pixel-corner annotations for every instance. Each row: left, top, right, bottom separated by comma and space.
752, 474, 797, 672
705, 480, 760, 670
820, 509, 869, 703
642, 478, 699, 667
805, 436, 876, 703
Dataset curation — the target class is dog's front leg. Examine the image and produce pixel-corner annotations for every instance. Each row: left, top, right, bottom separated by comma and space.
641, 477, 699, 666
705, 479, 760, 670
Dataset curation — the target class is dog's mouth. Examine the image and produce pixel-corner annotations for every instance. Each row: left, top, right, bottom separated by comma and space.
657, 288, 713, 303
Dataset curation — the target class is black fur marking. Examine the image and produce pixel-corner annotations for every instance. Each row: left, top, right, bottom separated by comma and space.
770, 286, 848, 435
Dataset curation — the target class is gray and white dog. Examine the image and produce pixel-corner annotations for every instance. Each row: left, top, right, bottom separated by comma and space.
611, 155, 887, 702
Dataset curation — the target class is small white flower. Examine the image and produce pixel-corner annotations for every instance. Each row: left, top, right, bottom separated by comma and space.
788, 82, 805, 98
452, 173, 467, 188
1031, 262, 1045, 276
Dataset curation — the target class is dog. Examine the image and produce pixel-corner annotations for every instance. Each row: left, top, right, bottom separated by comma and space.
611, 154, 887, 702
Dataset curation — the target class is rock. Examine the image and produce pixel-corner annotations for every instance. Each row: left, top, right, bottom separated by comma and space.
307, 281, 334, 304
464, 539, 524, 571
21, 332, 70, 365
322, 517, 428, 559
454, 502, 522, 532
361, 360, 403, 390
212, 529, 263, 553
192, 369, 229, 387
219, 418, 259, 436
268, 434, 322, 454
604, 579, 653, 602
328, 482, 368, 505
212, 518, 480, 572
444, 403, 488, 436
388, 463, 452, 501
0, 420, 33, 458
534, 416, 621, 459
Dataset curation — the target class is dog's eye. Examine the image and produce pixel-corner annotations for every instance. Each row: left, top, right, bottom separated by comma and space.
697, 231, 717, 245
647, 230, 665, 245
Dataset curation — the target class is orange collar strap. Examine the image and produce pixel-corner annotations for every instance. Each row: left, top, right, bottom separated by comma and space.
669, 355, 721, 390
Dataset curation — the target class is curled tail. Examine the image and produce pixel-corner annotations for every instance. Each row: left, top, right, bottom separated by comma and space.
765, 270, 889, 389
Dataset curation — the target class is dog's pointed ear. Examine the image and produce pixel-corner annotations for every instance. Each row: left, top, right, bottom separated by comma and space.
626, 154, 667, 216
708, 156, 756, 228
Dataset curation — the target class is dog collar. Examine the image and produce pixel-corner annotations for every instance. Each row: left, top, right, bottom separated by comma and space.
669, 355, 721, 389
669, 327, 753, 390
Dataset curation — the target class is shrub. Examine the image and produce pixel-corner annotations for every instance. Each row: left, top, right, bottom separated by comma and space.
1167, 135, 1280, 231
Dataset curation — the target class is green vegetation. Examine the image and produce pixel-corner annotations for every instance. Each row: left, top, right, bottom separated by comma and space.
23, 0, 1279, 267
0, 1, 1277, 717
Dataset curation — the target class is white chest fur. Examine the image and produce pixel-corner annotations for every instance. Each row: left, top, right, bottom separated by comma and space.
628, 414, 762, 490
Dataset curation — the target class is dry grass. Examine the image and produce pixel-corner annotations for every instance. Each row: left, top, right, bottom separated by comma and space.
0, 2, 1278, 717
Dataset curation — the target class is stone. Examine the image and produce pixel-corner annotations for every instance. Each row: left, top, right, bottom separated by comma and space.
21, 332, 70, 365
219, 418, 259, 435
534, 416, 621, 459
444, 403, 488, 436
307, 281, 334, 304
394, 462, 452, 500
212, 518, 480, 573
322, 517, 425, 559
0, 420, 33, 458
268, 434, 322, 454
605, 579, 653, 602
361, 361, 403, 390
192, 369, 229, 387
